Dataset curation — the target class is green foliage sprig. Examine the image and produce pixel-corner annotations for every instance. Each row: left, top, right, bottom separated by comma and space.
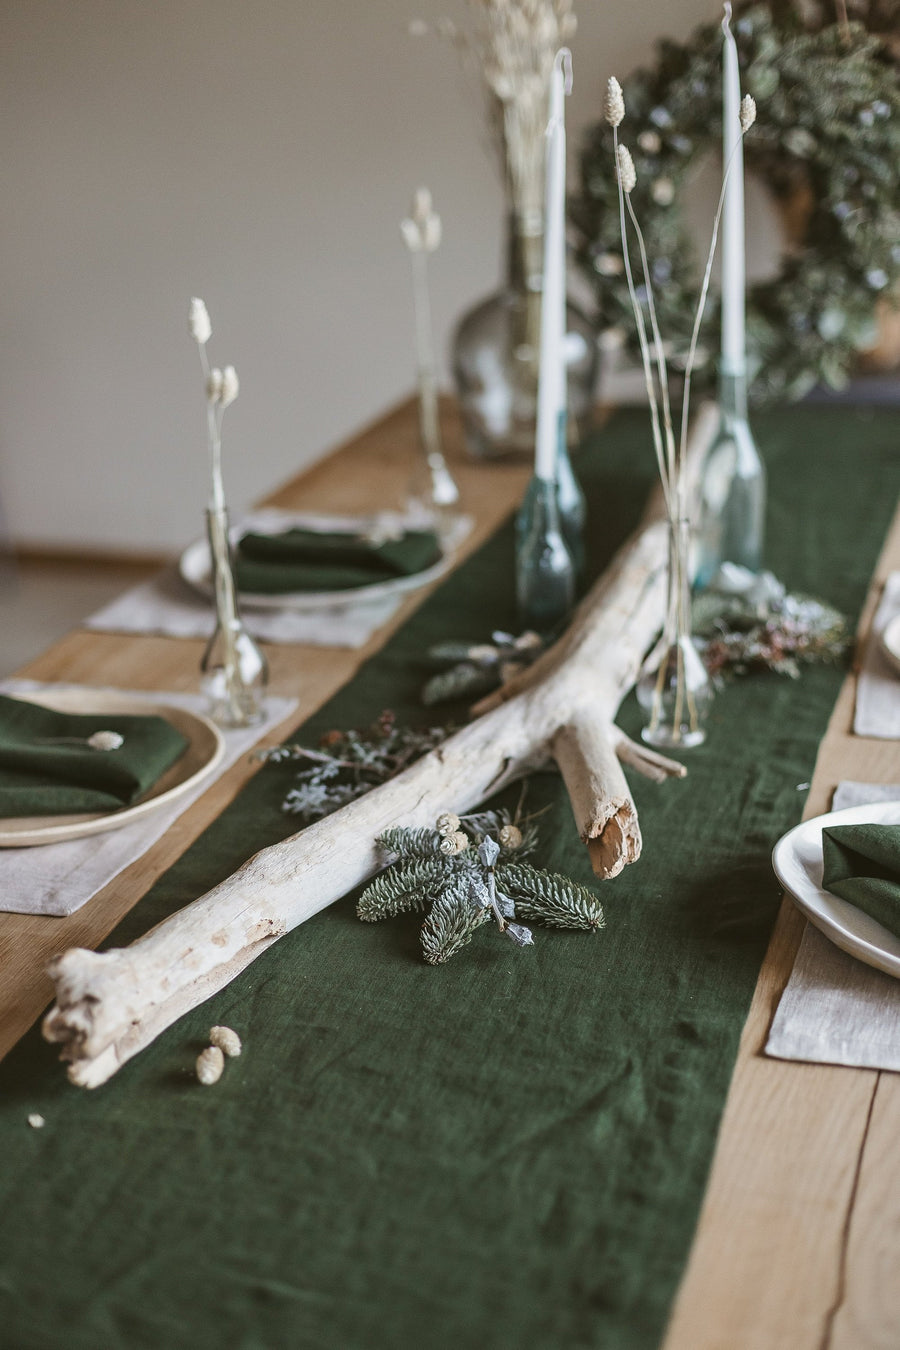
357, 810, 604, 964
572, 4, 900, 403
421, 629, 545, 706
260, 711, 453, 824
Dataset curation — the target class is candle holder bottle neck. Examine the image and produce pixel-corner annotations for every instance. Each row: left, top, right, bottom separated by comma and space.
554, 410, 586, 578
694, 371, 766, 590
515, 473, 575, 634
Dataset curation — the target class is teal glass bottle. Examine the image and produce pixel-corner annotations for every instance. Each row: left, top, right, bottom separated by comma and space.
695, 371, 766, 590
515, 474, 575, 632
555, 410, 586, 578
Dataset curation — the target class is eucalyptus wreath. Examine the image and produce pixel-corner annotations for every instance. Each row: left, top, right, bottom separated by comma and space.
571, 4, 900, 402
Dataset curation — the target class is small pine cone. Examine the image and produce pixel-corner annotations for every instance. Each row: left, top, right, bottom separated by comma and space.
209, 1026, 242, 1058
499, 825, 523, 850
436, 812, 460, 836
196, 1045, 225, 1085
605, 76, 625, 128
440, 830, 469, 856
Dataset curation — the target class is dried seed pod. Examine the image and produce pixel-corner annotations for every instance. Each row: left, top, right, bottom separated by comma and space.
27, 1113, 45, 1129
499, 824, 523, 849
617, 144, 637, 194
196, 1045, 225, 1085
740, 94, 757, 133
209, 1025, 242, 1058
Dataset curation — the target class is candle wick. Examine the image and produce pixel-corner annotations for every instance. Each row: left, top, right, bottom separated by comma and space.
722, 2, 733, 36
554, 47, 573, 95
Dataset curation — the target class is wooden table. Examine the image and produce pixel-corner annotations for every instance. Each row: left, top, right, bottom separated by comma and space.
1, 397, 898, 1349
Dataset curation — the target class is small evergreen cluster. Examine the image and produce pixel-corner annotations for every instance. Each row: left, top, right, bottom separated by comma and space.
357, 810, 604, 965
421, 630, 545, 707
572, 4, 900, 403
693, 570, 848, 680
260, 711, 452, 824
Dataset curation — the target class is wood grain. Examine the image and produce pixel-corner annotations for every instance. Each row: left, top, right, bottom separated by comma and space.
0, 397, 532, 1061
664, 498, 900, 1350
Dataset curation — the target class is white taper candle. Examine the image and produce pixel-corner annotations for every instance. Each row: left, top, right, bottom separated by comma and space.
534, 49, 573, 482
721, 5, 746, 376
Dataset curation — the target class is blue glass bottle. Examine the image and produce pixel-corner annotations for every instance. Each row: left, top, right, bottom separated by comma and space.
515, 473, 575, 632
695, 370, 766, 590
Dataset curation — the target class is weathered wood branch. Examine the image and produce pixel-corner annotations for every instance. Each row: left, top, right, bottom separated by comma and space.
43, 407, 718, 1087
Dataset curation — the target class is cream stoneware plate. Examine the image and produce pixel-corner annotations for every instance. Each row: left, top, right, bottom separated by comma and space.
0, 689, 225, 847
772, 799, 900, 979
880, 613, 900, 676
178, 511, 451, 613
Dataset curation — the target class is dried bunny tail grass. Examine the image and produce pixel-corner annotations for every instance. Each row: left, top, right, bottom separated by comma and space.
616, 144, 636, 193
740, 94, 756, 133
188, 296, 211, 346
219, 365, 239, 409
605, 76, 625, 128
612, 128, 671, 509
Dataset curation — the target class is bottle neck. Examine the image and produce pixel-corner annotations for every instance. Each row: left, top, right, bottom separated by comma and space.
718, 369, 748, 423
505, 211, 544, 296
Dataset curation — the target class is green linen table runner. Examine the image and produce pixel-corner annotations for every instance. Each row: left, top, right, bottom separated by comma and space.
0, 405, 897, 1350
234, 525, 443, 594
0, 694, 189, 817
823, 823, 900, 936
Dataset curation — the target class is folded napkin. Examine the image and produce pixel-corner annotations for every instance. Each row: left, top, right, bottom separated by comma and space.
234, 525, 442, 594
0, 693, 189, 817
822, 822, 900, 936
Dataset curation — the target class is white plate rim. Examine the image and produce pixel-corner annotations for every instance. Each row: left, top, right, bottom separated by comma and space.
178, 513, 452, 612
772, 798, 900, 979
0, 690, 226, 847
880, 612, 900, 676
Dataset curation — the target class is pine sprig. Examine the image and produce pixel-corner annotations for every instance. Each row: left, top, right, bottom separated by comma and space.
358, 810, 606, 962
377, 826, 444, 860
357, 857, 448, 922
497, 864, 605, 930
421, 888, 490, 966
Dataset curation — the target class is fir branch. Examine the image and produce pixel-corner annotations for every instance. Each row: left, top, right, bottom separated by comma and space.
421, 888, 491, 965
496, 864, 605, 930
377, 826, 444, 859
357, 857, 447, 922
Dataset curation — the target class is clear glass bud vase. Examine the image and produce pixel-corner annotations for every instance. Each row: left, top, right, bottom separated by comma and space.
695, 371, 766, 589
452, 211, 597, 461
202, 506, 269, 728
637, 517, 711, 749
515, 475, 575, 633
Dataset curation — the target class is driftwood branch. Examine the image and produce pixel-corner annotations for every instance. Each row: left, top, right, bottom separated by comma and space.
43, 406, 718, 1088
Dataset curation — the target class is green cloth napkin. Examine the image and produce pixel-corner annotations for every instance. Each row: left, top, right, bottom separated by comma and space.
822, 823, 900, 936
234, 525, 442, 594
0, 693, 190, 817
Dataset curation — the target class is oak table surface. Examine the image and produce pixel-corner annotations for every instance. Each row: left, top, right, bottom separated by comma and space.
1, 397, 898, 1350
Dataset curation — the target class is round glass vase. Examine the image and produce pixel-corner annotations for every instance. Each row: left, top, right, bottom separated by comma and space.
201, 506, 269, 728
636, 517, 711, 749
452, 212, 597, 462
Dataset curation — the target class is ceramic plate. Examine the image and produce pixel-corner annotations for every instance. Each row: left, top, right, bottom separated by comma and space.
772, 798, 900, 979
178, 510, 452, 612
0, 689, 225, 847
880, 613, 900, 676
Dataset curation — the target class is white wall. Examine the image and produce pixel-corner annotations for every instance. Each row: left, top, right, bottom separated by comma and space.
0, 0, 718, 554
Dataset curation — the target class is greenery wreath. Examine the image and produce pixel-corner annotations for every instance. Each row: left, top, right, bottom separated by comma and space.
571, 4, 900, 403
